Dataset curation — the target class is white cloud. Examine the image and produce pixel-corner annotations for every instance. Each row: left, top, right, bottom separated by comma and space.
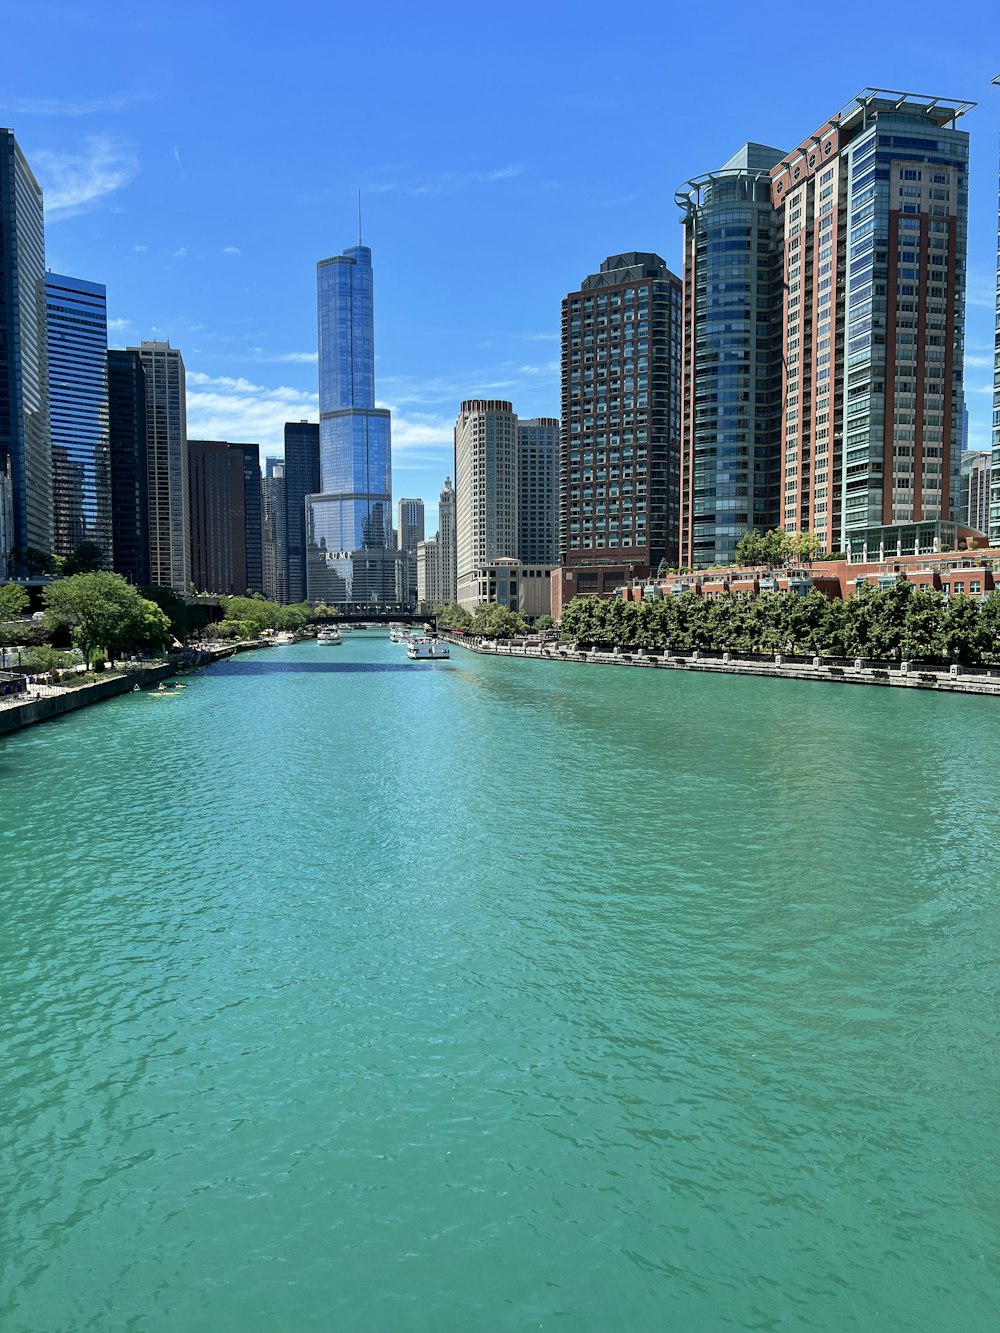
250, 349, 318, 364
964, 354, 993, 369
33, 133, 139, 220
133, 243, 147, 253
366, 164, 525, 197
222, 245, 240, 255
378, 406, 454, 452
186, 371, 318, 446
173, 246, 188, 259
173, 145, 186, 180
108, 316, 130, 333
1, 94, 132, 117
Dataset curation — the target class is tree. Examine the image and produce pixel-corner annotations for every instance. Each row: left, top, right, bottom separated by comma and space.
43, 572, 171, 666
62, 541, 105, 575
0, 583, 30, 621
734, 529, 766, 567
534, 614, 555, 632
761, 528, 793, 569
941, 594, 987, 665
472, 602, 527, 639
787, 531, 823, 565
656, 557, 671, 578
140, 584, 190, 641
435, 603, 473, 632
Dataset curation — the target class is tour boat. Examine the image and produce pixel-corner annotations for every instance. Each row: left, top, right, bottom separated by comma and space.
316, 627, 342, 645
405, 637, 450, 660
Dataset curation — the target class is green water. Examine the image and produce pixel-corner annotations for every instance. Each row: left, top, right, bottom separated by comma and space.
1, 634, 998, 1332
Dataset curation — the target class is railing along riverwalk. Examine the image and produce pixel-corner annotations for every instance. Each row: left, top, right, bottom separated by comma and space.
440, 634, 1000, 698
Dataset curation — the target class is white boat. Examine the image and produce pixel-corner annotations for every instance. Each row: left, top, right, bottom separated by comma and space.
389, 627, 410, 643
317, 626, 342, 645
405, 637, 450, 660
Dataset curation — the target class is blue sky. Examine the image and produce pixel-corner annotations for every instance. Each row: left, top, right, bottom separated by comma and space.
4, 0, 999, 534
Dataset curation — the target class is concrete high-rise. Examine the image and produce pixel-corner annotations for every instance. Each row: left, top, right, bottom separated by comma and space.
961, 449, 990, 535
455, 400, 518, 611
283, 420, 320, 603
46, 273, 111, 563
517, 418, 559, 566
991, 75, 1000, 546
131, 341, 189, 592
397, 496, 424, 606
770, 89, 972, 558
437, 475, 456, 605
558, 253, 682, 607
0, 129, 51, 566
107, 349, 149, 585
306, 243, 398, 605
677, 145, 786, 568
263, 457, 288, 603
187, 439, 262, 595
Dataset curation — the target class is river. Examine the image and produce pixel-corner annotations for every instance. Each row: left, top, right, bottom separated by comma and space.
1, 632, 998, 1331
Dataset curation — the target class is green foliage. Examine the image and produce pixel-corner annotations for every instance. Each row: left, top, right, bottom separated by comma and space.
557, 579, 1000, 665
140, 585, 190, 640
43, 572, 172, 665
0, 583, 30, 621
21, 645, 76, 673
435, 603, 473, 632
471, 603, 528, 639
734, 529, 766, 567
534, 614, 555, 631
62, 541, 105, 575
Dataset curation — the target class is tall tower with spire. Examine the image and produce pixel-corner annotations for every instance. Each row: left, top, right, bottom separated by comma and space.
306, 240, 398, 604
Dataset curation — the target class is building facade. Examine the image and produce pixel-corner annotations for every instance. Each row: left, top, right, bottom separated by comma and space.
559, 253, 682, 604
991, 75, 1000, 545
46, 273, 111, 563
517, 417, 559, 566
397, 497, 424, 606
263, 457, 288, 604
961, 449, 990, 535
455, 400, 519, 612
677, 145, 786, 569
770, 88, 972, 559
187, 439, 261, 596
437, 475, 456, 605
283, 420, 320, 603
416, 535, 439, 607
131, 341, 190, 592
106, 349, 149, 586
0, 128, 51, 564
306, 243, 398, 605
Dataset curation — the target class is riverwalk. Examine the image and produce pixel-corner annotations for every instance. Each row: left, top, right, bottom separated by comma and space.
0, 638, 270, 737
447, 634, 1000, 697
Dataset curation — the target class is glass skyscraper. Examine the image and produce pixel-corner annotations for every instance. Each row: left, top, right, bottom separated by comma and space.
0, 128, 51, 564
46, 272, 111, 563
306, 243, 398, 605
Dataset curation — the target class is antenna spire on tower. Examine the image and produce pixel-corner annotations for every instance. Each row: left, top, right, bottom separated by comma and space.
358, 189, 363, 246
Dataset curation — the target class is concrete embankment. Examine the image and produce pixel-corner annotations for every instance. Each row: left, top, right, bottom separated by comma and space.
0, 663, 178, 737
0, 636, 275, 738
445, 636, 1000, 698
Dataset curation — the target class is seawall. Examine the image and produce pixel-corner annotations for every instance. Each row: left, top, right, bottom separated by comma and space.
445, 636, 1000, 698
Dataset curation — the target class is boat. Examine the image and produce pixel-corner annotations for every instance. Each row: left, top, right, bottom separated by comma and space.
317, 627, 342, 645
389, 627, 410, 643
405, 637, 450, 660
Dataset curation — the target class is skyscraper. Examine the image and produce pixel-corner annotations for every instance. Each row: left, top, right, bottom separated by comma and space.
306, 243, 398, 605
397, 496, 424, 606
677, 145, 786, 569
517, 418, 559, 566
187, 439, 261, 595
961, 449, 990, 535
131, 341, 190, 592
455, 400, 518, 611
990, 75, 1000, 546
263, 457, 288, 603
283, 420, 320, 603
558, 253, 682, 607
770, 89, 972, 558
46, 272, 111, 563
437, 475, 456, 605
107, 349, 150, 586
0, 129, 51, 566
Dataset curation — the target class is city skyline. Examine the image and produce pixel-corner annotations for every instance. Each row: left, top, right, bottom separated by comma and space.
3, 3, 999, 535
